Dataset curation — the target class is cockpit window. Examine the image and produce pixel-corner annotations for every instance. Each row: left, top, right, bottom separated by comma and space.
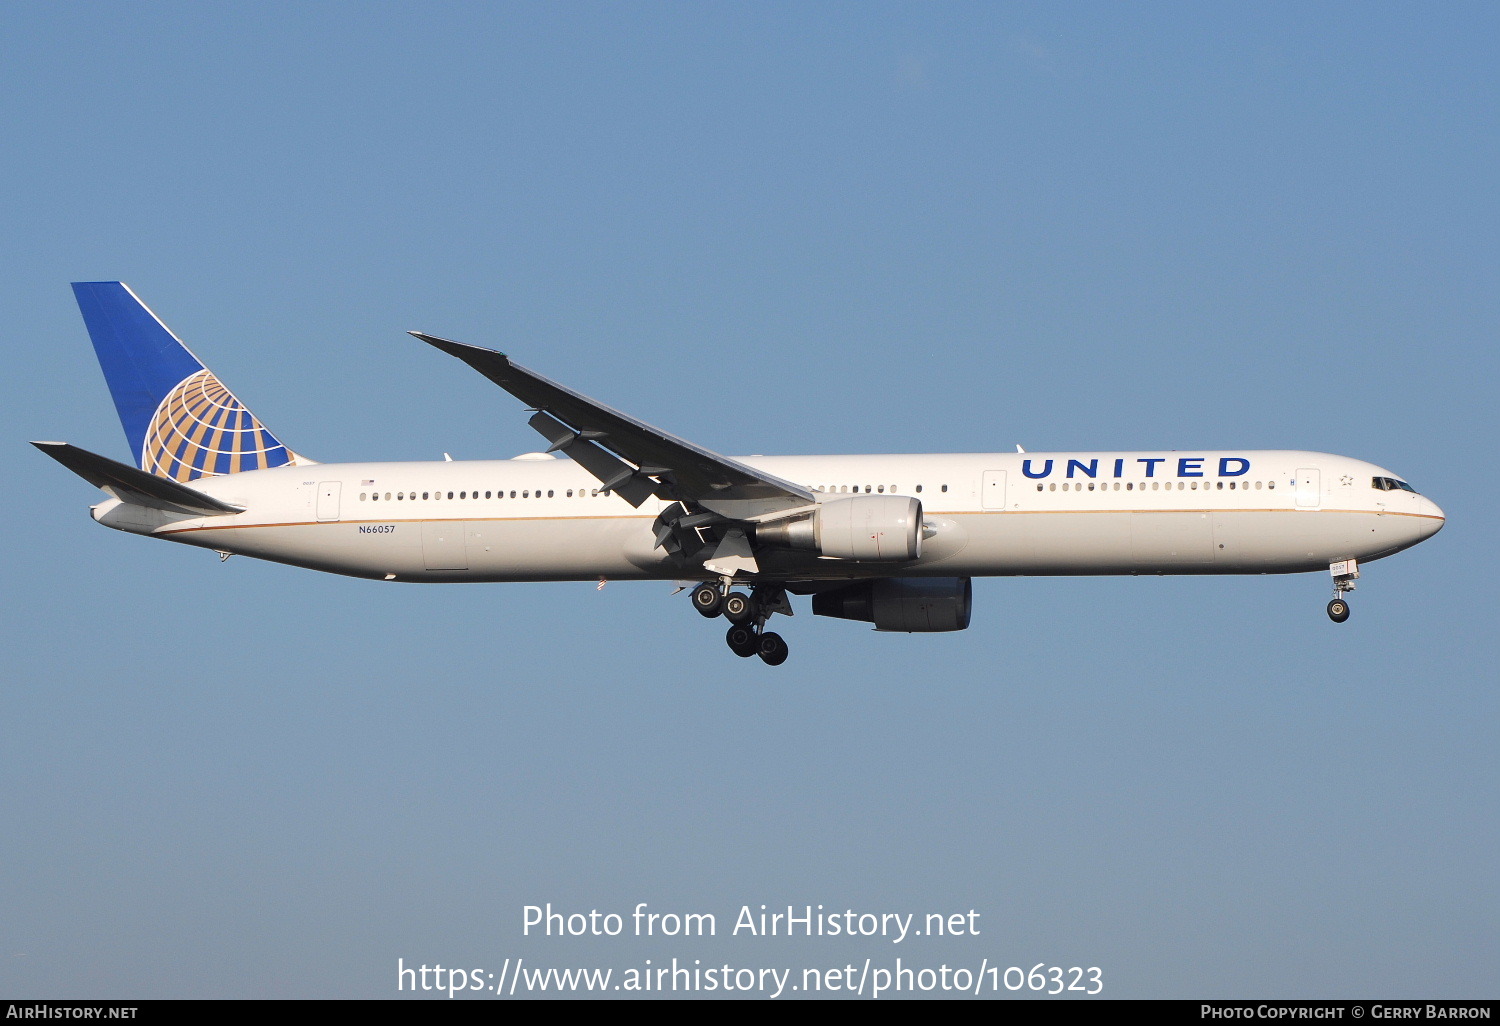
1372, 476, 1418, 494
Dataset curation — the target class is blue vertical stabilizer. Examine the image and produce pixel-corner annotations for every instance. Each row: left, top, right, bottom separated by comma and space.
71, 282, 303, 481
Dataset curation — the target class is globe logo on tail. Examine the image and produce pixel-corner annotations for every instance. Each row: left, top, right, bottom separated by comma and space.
142, 369, 291, 481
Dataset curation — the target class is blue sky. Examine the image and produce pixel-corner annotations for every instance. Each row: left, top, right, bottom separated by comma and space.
2, 2, 1495, 999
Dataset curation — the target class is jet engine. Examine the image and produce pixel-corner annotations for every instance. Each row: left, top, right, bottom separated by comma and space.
756, 494, 922, 561
811, 577, 973, 632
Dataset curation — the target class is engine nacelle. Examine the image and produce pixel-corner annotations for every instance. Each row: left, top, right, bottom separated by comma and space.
757, 494, 922, 561
811, 577, 973, 632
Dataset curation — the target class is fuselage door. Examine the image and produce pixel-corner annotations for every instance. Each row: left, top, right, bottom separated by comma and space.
316, 481, 342, 522
1294, 468, 1321, 508
982, 470, 1008, 511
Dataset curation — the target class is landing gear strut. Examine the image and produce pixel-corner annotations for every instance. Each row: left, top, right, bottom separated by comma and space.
1327, 558, 1358, 623
690, 582, 792, 664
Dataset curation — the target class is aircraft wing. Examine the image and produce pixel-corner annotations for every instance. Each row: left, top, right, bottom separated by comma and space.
411, 333, 816, 519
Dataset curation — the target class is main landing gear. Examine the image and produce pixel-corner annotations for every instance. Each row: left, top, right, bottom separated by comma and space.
691, 582, 724, 618
1326, 558, 1358, 623
690, 582, 790, 665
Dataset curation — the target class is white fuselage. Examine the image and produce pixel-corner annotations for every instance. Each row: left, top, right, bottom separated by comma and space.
91, 450, 1445, 584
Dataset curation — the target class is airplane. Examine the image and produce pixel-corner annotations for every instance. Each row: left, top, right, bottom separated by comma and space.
35, 282, 1446, 665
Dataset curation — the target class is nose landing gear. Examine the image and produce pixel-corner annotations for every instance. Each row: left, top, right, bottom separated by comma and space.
1327, 558, 1359, 623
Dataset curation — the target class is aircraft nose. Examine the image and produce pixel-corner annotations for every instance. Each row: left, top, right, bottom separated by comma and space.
1418, 496, 1445, 538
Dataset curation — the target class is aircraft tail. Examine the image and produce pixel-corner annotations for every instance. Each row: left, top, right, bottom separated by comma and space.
71, 282, 312, 481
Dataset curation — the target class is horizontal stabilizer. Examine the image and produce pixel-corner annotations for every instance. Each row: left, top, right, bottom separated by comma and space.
33, 441, 244, 516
